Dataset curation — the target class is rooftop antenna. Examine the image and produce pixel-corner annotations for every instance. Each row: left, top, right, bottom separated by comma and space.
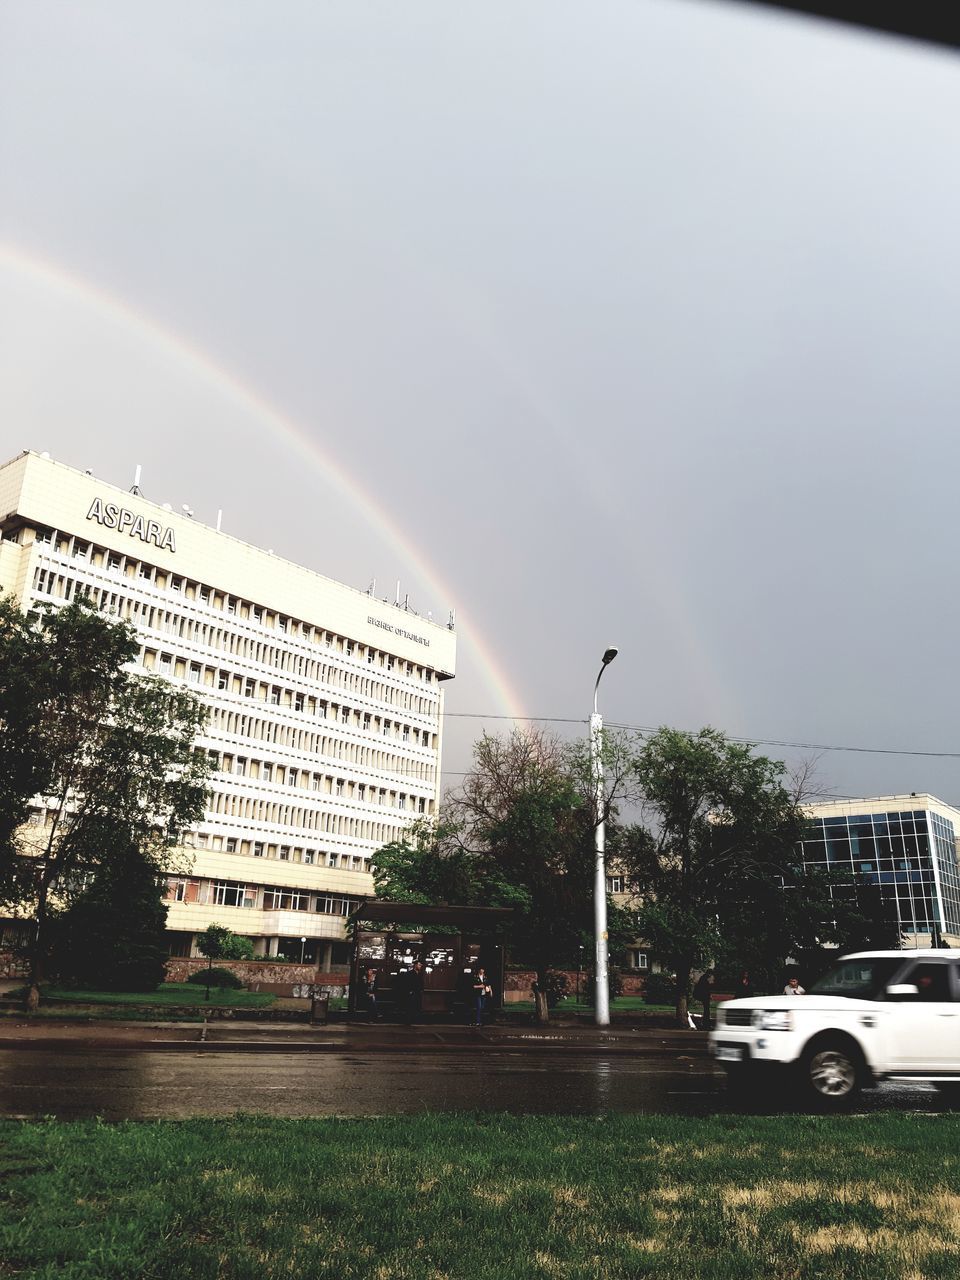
448, 608, 456, 630
130, 464, 143, 496
216, 509, 223, 533
367, 578, 376, 596
395, 580, 401, 606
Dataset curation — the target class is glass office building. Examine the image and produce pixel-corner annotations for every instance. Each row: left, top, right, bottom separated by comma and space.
801, 796, 960, 943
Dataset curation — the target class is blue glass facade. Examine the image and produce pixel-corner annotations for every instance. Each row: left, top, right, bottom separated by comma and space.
800, 807, 960, 936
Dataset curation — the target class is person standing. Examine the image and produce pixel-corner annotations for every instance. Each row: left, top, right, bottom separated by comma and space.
410, 960, 425, 1022
783, 976, 805, 995
692, 970, 715, 1029
472, 967, 492, 1027
360, 967, 380, 1020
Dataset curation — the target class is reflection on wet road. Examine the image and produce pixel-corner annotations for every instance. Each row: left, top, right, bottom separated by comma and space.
0, 1048, 950, 1121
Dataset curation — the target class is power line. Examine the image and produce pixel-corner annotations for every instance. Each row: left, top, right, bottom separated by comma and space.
441, 712, 960, 761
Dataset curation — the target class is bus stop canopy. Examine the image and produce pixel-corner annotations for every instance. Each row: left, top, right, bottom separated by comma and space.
349, 900, 514, 929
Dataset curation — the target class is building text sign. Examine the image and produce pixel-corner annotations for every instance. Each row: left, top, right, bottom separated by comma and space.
86, 498, 177, 552
367, 615, 430, 647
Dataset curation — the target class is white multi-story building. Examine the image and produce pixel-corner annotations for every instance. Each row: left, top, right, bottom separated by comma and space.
0, 450, 456, 966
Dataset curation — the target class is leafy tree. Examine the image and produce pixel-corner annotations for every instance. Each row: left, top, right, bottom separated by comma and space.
196, 924, 255, 962
196, 924, 253, 999
619, 726, 901, 1021
372, 819, 484, 909
0, 595, 210, 1010
621, 727, 807, 1026
51, 834, 170, 991
374, 729, 637, 990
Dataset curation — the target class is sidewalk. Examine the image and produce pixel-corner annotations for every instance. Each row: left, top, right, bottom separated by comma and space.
0, 1015, 708, 1056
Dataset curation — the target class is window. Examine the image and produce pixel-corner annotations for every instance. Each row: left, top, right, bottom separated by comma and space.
629, 950, 649, 970
263, 888, 308, 911
607, 876, 624, 895
279, 846, 290, 861
212, 881, 249, 907
303, 850, 315, 865
253, 842, 264, 858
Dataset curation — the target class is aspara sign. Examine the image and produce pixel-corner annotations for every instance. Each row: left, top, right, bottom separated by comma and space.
86, 498, 177, 552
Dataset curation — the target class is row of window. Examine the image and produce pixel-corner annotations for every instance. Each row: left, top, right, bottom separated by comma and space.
167, 877, 360, 917
205, 705, 437, 784
206, 785, 419, 836
31, 531, 443, 684
140, 647, 436, 740
208, 752, 429, 808
186, 832, 369, 870
139, 645, 438, 721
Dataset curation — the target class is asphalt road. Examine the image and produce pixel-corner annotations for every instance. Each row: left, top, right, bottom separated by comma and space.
0, 1047, 950, 1120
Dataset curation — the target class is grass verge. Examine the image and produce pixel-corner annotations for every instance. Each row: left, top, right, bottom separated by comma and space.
7, 983, 276, 1009
2, 1112, 959, 1278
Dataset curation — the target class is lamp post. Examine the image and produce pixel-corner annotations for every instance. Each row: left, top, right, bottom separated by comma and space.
592, 646, 618, 1026
300, 936, 307, 965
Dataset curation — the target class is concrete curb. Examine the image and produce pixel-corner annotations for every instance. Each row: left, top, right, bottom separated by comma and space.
0, 1019, 708, 1057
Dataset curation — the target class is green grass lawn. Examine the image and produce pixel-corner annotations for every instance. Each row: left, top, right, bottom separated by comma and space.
11, 983, 276, 1009
2, 1112, 959, 1279
508, 996, 675, 1015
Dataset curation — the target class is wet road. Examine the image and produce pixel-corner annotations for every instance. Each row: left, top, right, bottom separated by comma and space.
0, 1048, 949, 1120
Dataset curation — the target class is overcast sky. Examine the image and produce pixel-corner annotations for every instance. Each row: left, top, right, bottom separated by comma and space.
2, 1, 960, 803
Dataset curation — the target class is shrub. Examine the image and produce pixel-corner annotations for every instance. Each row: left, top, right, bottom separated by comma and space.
540, 970, 570, 1008
186, 967, 244, 989
642, 971, 677, 1005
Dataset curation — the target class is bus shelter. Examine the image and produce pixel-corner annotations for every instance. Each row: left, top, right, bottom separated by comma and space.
347, 900, 513, 1020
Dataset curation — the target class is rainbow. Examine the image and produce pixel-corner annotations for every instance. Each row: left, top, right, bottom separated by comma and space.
0, 241, 529, 724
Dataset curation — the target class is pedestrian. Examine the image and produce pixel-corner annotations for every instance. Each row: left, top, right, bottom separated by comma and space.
692, 969, 715, 1029
739, 970, 753, 998
472, 966, 492, 1027
410, 960, 425, 1022
360, 967, 380, 1020
783, 975, 805, 995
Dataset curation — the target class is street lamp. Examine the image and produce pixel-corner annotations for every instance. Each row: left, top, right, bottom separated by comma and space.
592, 646, 618, 1027
300, 936, 307, 965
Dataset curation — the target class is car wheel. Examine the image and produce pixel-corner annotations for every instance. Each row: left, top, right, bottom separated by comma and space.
801, 1040, 861, 1107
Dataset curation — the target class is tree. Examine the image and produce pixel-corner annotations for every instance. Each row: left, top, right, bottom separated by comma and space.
373, 729, 638, 992
621, 727, 807, 1026
196, 924, 253, 999
196, 923, 255, 962
51, 834, 170, 991
0, 595, 210, 1010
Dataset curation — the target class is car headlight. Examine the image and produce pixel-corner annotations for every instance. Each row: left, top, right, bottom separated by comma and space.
751, 1010, 794, 1032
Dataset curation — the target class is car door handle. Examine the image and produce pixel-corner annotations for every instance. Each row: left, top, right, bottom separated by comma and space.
936, 1012, 958, 1017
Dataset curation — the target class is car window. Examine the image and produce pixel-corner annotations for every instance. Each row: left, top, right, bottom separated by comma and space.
900, 961, 954, 1002
809, 958, 903, 999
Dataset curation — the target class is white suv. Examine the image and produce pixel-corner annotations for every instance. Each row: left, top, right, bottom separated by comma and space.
709, 950, 960, 1106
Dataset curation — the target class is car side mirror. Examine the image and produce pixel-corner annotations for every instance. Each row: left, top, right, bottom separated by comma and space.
885, 983, 919, 999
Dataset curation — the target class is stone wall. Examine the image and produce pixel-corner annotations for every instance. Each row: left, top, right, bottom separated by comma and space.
165, 957, 350, 991
502, 969, 647, 1003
